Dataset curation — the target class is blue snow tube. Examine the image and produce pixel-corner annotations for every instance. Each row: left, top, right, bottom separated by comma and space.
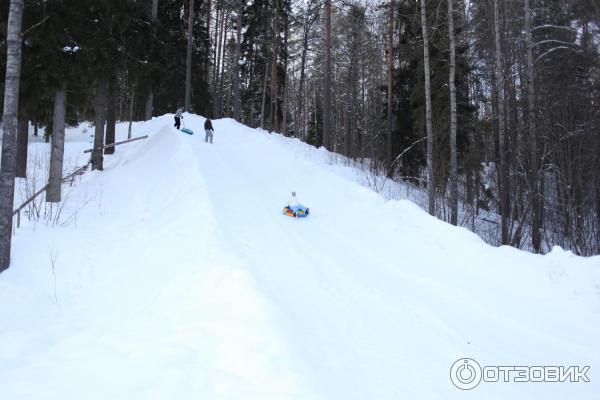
283, 205, 310, 218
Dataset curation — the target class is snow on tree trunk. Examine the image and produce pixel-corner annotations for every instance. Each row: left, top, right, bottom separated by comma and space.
47, 88, 66, 203
448, 0, 458, 225
420, 0, 435, 216
0, 0, 25, 272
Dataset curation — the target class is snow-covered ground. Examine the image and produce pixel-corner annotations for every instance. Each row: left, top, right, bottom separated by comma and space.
1, 114, 599, 399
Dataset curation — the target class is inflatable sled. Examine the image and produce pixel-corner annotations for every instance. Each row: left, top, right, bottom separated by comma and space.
181, 128, 194, 135
283, 204, 310, 218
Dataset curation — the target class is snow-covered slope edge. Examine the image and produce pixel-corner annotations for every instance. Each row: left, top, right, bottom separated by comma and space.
0, 113, 598, 400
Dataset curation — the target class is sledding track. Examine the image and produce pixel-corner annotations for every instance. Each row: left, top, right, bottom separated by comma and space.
182, 115, 600, 400
0, 114, 598, 400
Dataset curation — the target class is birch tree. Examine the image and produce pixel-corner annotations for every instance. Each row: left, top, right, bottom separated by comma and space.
0, 0, 25, 272
232, 1, 243, 122
524, 0, 540, 252
420, 0, 435, 216
298, 1, 319, 140
493, 0, 509, 244
270, 0, 280, 131
448, 0, 458, 225
322, 0, 333, 150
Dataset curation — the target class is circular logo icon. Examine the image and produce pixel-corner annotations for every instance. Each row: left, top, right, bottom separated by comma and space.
450, 358, 482, 390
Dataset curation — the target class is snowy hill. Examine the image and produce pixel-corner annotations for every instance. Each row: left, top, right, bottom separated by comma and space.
1, 114, 599, 399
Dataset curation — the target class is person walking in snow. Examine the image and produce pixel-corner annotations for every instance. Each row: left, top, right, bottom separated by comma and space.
174, 107, 184, 130
204, 118, 214, 144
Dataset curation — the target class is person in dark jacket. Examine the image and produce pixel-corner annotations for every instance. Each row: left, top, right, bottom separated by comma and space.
174, 107, 183, 130
204, 118, 214, 144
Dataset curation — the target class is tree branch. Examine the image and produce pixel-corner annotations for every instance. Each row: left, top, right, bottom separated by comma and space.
22, 16, 49, 37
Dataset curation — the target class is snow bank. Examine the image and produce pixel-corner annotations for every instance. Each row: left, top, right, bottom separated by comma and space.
0, 114, 598, 399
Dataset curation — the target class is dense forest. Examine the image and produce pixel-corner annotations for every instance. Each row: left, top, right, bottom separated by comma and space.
1, 0, 599, 264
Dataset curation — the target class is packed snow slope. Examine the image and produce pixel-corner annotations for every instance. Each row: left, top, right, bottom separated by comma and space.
1, 113, 599, 400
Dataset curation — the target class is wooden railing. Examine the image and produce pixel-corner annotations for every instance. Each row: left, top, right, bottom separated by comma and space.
83, 135, 148, 154
12, 135, 149, 233
12, 161, 90, 232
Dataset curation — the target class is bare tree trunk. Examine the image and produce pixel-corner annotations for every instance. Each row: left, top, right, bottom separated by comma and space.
282, 73, 289, 135
299, 44, 307, 138
322, 0, 333, 150
92, 79, 108, 171
211, 7, 221, 113
224, 55, 234, 116
298, 9, 312, 139
344, 94, 351, 156
205, 0, 212, 83
524, 0, 540, 252
218, 13, 229, 117
387, 0, 394, 169
47, 87, 66, 203
493, 0, 509, 244
185, 0, 195, 111
260, 62, 269, 130
145, 89, 153, 121
213, 9, 225, 117
269, 0, 279, 131
232, 2, 243, 122
282, 5, 290, 135
282, 79, 289, 135
16, 110, 28, 178
152, 0, 158, 20
420, 0, 435, 216
128, 83, 135, 139
448, 0, 458, 225
0, 0, 24, 272
144, 0, 159, 121
105, 83, 116, 155
350, 57, 359, 158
